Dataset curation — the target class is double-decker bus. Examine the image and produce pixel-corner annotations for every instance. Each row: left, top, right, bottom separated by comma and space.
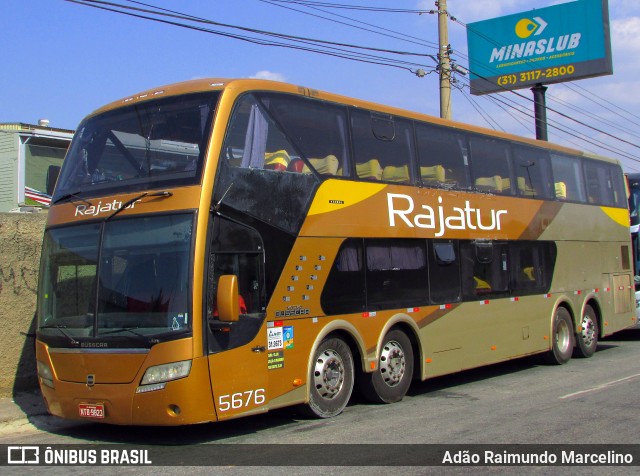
36, 79, 636, 425
626, 173, 640, 322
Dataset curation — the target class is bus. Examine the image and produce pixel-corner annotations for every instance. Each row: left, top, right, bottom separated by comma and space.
626, 173, 640, 323
36, 78, 636, 425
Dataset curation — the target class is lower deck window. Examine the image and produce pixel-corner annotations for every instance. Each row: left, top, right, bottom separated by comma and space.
321, 238, 556, 315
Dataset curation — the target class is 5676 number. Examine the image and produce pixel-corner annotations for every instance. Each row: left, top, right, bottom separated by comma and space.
218, 388, 266, 412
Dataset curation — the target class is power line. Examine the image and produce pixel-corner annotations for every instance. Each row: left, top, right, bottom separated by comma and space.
264, 0, 434, 14
458, 90, 502, 131
443, 10, 640, 157
561, 82, 640, 127
71, 0, 640, 166
120, 0, 437, 61
258, 0, 441, 52
67, 0, 436, 73
545, 91, 640, 141
452, 69, 640, 164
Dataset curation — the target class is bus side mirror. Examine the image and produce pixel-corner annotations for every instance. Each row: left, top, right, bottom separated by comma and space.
216, 275, 240, 323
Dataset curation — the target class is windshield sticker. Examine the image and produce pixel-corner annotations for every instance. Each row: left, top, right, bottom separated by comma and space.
171, 314, 188, 330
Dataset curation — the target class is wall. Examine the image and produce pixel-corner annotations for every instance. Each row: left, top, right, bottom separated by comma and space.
0, 133, 18, 212
0, 212, 47, 396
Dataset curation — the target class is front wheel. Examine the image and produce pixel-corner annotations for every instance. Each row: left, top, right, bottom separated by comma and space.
574, 304, 599, 358
305, 337, 354, 418
358, 329, 414, 404
542, 306, 574, 365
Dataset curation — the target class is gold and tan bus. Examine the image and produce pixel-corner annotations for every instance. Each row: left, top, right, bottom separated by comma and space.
36, 78, 636, 425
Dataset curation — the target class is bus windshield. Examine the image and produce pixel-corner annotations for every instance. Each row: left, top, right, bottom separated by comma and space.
37, 213, 193, 348
53, 92, 219, 201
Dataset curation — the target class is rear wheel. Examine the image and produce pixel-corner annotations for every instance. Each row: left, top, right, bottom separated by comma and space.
305, 337, 354, 418
542, 306, 574, 365
359, 329, 414, 404
574, 304, 598, 358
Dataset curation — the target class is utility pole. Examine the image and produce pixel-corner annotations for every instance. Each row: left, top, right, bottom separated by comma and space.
437, 0, 452, 120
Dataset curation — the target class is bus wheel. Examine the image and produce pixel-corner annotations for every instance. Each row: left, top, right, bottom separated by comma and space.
542, 307, 574, 365
574, 305, 598, 358
306, 337, 354, 418
359, 329, 414, 404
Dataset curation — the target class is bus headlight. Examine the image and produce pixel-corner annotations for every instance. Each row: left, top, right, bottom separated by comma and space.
140, 360, 192, 385
37, 361, 54, 388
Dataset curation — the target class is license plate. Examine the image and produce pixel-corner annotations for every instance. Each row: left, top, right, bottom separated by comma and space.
78, 403, 105, 419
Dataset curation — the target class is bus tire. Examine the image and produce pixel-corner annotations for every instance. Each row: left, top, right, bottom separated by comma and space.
574, 304, 598, 358
305, 337, 354, 418
358, 329, 414, 404
542, 306, 574, 365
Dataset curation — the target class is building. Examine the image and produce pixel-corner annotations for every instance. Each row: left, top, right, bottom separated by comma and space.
0, 122, 74, 212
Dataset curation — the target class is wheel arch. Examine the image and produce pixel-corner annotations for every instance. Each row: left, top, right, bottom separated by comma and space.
376, 314, 422, 381
305, 320, 366, 400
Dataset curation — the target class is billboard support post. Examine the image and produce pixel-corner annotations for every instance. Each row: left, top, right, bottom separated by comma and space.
532, 83, 548, 141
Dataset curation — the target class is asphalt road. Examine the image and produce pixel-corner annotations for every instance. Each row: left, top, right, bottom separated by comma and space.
1, 329, 639, 474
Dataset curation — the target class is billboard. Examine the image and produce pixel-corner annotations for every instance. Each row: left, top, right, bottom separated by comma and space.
466, 0, 612, 95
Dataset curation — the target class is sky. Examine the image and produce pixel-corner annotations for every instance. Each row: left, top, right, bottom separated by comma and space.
4, 0, 640, 171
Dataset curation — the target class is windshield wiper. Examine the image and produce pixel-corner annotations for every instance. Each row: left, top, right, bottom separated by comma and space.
39, 325, 79, 346
99, 326, 149, 341
106, 190, 173, 221
52, 192, 92, 206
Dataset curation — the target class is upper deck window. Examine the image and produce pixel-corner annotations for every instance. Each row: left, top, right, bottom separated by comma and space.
53, 92, 219, 201
222, 93, 349, 177
469, 136, 514, 195
351, 110, 414, 183
416, 123, 470, 189
511, 145, 553, 199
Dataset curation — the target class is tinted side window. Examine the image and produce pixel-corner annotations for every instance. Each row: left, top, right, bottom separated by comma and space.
510, 242, 556, 295
259, 93, 350, 177
550, 153, 586, 202
512, 146, 553, 199
428, 240, 461, 304
469, 136, 514, 195
416, 123, 470, 189
207, 217, 265, 353
365, 239, 428, 311
583, 159, 616, 206
610, 164, 627, 208
460, 241, 509, 300
321, 239, 365, 315
351, 109, 414, 183
222, 94, 297, 171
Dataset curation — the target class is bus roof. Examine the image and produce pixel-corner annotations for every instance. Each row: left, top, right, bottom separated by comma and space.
88, 77, 616, 165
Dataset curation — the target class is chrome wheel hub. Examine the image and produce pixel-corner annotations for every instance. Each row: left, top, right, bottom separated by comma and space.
556, 318, 571, 353
580, 314, 596, 347
313, 349, 345, 399
379, 340, 406, 387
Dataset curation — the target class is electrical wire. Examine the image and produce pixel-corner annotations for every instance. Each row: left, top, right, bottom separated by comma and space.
69, 0, 640, 167
67, 0, 436, 73
258, 0, 441, 52
447, 11, 640, 142
264, 0, 434, 14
